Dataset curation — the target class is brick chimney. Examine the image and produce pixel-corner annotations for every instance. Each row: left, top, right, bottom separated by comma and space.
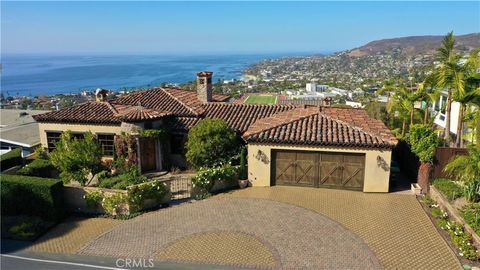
196, 71, 213, 102
95, 88, 109, 102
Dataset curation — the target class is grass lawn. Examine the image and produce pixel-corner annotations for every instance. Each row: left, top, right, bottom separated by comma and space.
244, 95, 277, 105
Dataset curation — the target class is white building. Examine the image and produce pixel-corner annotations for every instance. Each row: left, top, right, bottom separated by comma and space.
306, 83, 316, 92
431, 90, 461, 135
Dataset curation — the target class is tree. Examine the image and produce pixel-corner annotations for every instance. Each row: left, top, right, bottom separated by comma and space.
434, 32, 463, 145
444, 145, 480, 202
407, 124, 440, 192
50, 131, 103, 185
452, 49, 480, 147
186, 118, 240, 169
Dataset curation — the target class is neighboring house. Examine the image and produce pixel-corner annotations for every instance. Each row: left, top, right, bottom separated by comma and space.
430, 90, 477, 142
0, 109, 49, 156
33, 71, 397, 192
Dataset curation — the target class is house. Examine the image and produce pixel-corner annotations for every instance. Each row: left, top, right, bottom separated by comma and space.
33, 71, 397, 192
0, 109, 49, 156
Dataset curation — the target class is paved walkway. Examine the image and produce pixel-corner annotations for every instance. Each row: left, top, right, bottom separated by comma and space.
79, 197, 381, 269
222, 186, 461, 270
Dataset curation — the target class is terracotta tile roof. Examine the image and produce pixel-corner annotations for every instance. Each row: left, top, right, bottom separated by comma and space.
34, 87, 229, 124
32, 102, 121, 125
111, 104, 171, 122
114, 87, 229, 116
243, 107, 397, 148
202, 103, 297, 133
164, 116, 200, 131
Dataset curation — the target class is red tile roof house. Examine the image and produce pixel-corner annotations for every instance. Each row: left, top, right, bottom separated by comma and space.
33, 72, 397, 192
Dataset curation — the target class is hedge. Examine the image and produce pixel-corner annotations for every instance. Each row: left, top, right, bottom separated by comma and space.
18, 159, 56, 178
1, 174, 65, 221
0, 148, 23, 171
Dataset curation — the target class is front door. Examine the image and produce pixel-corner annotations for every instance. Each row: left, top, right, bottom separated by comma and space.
139, 137, 156, 172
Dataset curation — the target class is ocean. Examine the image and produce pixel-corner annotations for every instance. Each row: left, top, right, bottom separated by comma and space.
0, 53, 307, 96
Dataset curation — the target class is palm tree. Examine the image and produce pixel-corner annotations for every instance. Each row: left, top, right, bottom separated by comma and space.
453, 49, 480, 147
384, 83, 423, 136
435, 32, 463, 145
444, 144, 480, 202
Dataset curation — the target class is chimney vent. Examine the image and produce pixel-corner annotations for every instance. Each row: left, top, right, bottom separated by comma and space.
196, 71, 213, 103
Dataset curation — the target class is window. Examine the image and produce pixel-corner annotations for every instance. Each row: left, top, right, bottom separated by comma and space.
97, 134, 115, 156
46, 132, 62, 152
170, 134, 185, 155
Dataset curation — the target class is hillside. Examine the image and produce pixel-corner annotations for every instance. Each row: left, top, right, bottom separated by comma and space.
347, 33, 480, 57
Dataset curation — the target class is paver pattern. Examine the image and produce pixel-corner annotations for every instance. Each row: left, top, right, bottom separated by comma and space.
157, 231, 277, 269
222, 186, 461, 270
79, 198, 381, 269
27, 217, 122, 254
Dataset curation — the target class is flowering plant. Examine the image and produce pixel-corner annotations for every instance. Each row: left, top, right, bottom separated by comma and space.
192, 163, 239, 193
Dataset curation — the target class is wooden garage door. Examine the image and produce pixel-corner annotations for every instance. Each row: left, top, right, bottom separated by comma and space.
273, 150, 365, 190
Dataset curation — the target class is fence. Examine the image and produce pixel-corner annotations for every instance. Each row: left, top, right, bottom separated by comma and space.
432, 147, 468, 179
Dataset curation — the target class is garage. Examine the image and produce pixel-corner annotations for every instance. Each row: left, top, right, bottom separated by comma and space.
242, 107, 398, 193
273, 150, 365, 190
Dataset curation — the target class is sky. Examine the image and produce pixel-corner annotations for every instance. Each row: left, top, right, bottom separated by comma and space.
1, 1, 479, 55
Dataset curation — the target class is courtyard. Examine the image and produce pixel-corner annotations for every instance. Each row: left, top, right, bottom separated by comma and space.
24, 186, 460, 270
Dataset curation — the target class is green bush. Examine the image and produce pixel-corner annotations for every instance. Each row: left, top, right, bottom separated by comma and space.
407, 124, 440, 163
433, 178, 463, 201
192, 163, 239, 194
186, 118, 240, 169
18, 159, 56, 178
0, 174, 65, 221
0, 148, 23, 171
98, 167, 147, 190
461, 204, 480, 235
49, 131, 103, 185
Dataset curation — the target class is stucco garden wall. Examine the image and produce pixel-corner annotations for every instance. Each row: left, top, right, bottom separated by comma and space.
247, 143, 392, 193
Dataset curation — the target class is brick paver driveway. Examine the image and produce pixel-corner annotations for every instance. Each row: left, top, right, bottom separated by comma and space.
224, 186, 461, 270
79, 197, 381, 269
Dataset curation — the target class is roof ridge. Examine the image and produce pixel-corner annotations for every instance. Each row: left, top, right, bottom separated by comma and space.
161, 87, 200, 116
105, 101, 119, 115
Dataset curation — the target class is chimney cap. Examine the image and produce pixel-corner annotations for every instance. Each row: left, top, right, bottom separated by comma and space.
196, 71, 213, 77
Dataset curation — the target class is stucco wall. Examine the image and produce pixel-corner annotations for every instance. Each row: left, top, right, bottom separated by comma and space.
247, 143, 392, 193
38, 123, 124, 148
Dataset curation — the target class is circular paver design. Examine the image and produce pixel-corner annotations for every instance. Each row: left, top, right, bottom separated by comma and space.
157, 231, 278, 269
78, 197, 381, 269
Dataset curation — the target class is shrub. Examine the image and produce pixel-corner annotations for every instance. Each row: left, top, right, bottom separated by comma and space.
127, 180, 169, 212
433, 178, 463, 201
461, 204, 480, 235
102, 193, 128, 215
0, 148, 23, 171
186, 118, 240, 169
444, 145, 480, 202
50, 131, 103, 185
0, 174, 65, 221
407, 124, 440, 163
84, 191, 104, 210
192, 163, 239, 194
18, 159, 56, 178
98, 167, 147, 190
